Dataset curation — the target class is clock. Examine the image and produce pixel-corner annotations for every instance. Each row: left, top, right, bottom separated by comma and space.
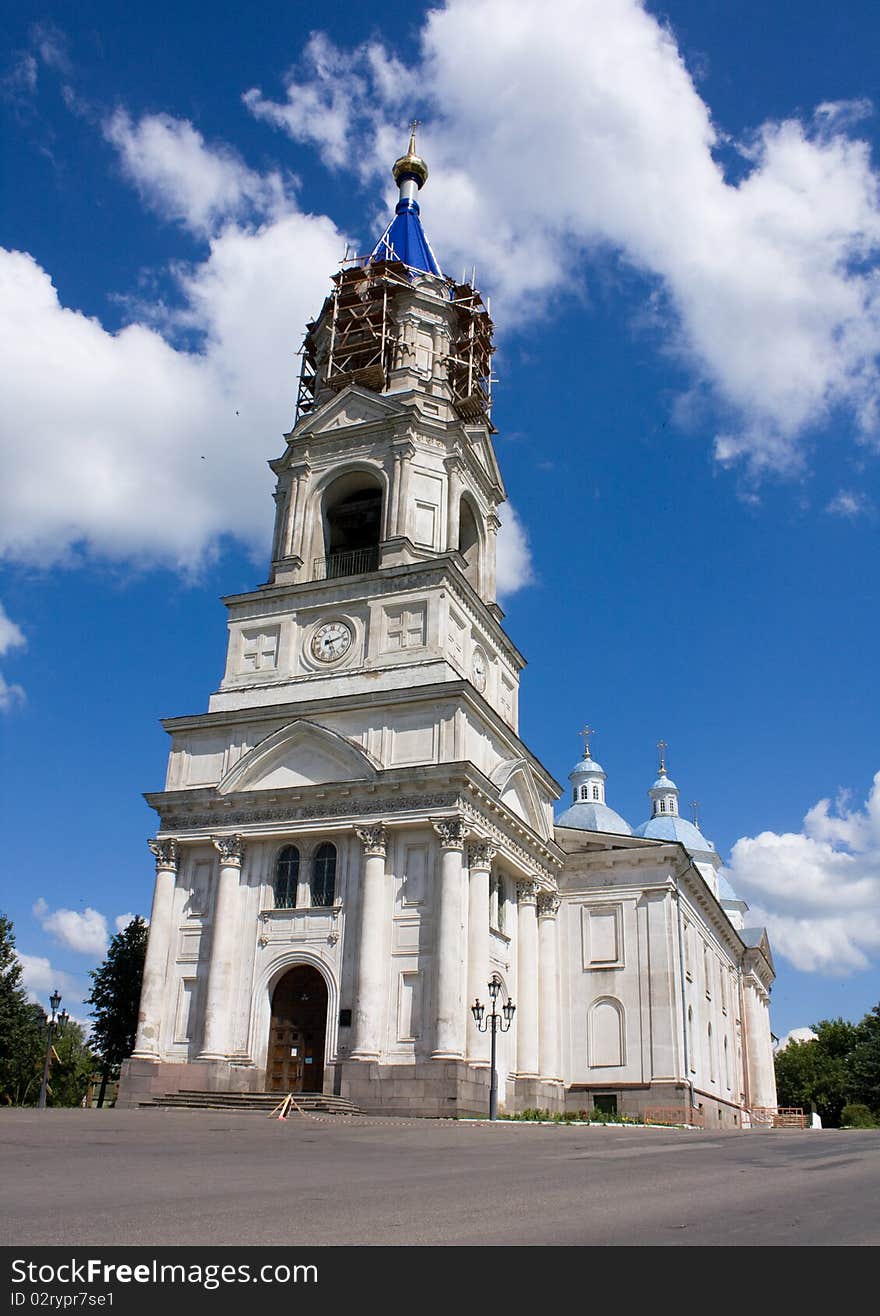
311, 620, 353, 664
471, 647, 488, 692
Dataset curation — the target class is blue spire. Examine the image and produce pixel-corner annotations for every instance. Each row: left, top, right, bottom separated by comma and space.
370, 123, 443, 276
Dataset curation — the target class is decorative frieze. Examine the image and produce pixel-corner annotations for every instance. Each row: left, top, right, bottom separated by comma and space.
147, 838, 179, 871
355, 823, 388, 858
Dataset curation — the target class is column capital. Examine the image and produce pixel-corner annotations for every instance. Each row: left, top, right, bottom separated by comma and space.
516, 877, 539, 905
486, 511, 502, 533
432, 816, 469, 851
147, 838, 179, 872
467, 840, 496, 871
537, 892, 561, 919
355, 823, 388, 857
212, 834, 245, 868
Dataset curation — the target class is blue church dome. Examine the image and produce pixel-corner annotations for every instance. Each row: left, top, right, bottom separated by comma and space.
569, 754, 605, 779
634, 814, 715, 853
557, 800, 633, 835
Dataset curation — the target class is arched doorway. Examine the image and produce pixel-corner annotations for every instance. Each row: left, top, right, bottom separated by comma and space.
267, 965, 328, 1093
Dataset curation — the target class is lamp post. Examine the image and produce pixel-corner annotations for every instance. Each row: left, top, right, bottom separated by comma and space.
38, 990, 69, 1110
471, 976, 515, 1120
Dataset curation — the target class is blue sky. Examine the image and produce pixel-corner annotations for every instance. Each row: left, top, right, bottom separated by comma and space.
2, 0, 879, 1040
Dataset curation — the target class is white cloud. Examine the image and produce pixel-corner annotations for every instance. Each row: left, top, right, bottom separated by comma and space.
725, 771, 880, 973
776, 1027, 818, 1051
243, 34, 367, 169
114, 912, 140, 933
16, 952, 86, 1014
0, 600, 26, 711
104, 110, 291, 237
826, 489, 870, 518
496, 503, 533, 598
0, 200, 344, 570
33, 897, 109, 956
249, 0, 880, 477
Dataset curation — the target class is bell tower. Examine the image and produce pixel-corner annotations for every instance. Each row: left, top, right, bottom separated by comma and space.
126, 131, 563, 1119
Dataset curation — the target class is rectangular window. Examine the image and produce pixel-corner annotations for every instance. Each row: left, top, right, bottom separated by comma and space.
593, 1094, 618, 1115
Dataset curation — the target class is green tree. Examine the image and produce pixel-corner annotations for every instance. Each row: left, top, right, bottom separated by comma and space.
85, 916, 147, 1105
0, 913, 47, 1105
774, 1017, 859, 1127
47, 1019, 95, 1108
849, 1004, 880, 1115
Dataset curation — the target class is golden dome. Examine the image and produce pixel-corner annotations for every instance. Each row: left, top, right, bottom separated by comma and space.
392, 122, 428, 189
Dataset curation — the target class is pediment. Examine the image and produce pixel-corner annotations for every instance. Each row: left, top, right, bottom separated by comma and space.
299, 386, 407, 439
465, 428, 505, 494
491, 757, 550, 840
218, 719, 380, 794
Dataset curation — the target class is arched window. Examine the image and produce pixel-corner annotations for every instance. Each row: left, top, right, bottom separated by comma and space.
592, 784, 600, 801
321, 472, 383, 578
687, 1006, 695, 1073
274, 845, 300, 910
708, 1022, 715, 1081
312, 842, 337, 908
497, 874, 506, 934
659, 800, 666, 813
458, 497, 481, 592
579, 785, 589, 801
589, 998, 624, 1067
723, 1035, 730, 1089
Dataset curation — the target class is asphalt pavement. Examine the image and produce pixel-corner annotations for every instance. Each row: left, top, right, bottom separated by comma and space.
2, 1108, 877, 1246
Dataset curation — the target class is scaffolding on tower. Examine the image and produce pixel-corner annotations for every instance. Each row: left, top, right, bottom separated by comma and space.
296, 255, 495, 430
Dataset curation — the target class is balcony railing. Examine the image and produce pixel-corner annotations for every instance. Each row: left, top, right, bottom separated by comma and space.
312, 547, 380, 581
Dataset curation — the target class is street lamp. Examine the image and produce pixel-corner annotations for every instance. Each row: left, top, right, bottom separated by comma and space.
38, 990, 69, 1110
471, 976, 515, 1121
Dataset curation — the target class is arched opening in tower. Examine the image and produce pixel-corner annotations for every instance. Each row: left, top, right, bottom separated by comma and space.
322, 471, 383, 578
458, 496, 481, 592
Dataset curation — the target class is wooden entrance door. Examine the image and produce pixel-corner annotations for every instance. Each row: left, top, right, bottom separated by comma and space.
268, 966, 328, 1093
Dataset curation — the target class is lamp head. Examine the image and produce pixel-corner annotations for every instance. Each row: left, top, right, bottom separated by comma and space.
471, 999, 485, 1025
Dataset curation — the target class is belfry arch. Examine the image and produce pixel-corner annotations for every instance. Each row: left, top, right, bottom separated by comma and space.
321, 469, 384, 577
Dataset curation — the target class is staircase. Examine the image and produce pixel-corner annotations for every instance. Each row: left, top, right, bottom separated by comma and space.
143, 1089, 362, 1115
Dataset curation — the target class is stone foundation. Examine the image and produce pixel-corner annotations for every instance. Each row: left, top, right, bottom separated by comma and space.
337, 1058, 492, 1117
117, 1057, 264, 1107
564, 1081, 745, 1128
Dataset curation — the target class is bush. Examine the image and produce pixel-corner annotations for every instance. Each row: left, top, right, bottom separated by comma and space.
840, 1103, 877, 1128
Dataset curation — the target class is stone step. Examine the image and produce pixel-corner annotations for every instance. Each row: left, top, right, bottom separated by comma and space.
143, 1089, 361, 1115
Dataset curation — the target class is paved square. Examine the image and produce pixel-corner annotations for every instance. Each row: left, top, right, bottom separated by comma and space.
2, 1109, 878, 1246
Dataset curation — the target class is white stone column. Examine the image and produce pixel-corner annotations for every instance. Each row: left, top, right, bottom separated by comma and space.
351, 825, 389, 1060
432, 817, 469, 1059
284, 462, 311, 562
397, 447, 413, 539
445, 456, 463, 552
198, 835, 245, 1061
744, 977, 777, 1108
537, 892, 561, 1081
516, 879, 540, 1076
466, 842, 494, 1064
486, 510, 500, 605
132, 839, 180, 1059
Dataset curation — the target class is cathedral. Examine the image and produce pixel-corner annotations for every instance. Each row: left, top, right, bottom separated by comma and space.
119, 132, 777, 1124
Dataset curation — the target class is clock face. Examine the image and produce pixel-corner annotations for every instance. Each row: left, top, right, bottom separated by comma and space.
471, 648, 487, 692
311, 620, 353, 663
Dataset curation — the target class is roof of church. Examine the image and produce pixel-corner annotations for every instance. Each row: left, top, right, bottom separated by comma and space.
650, 771, 679, 792
569, 753, 606, 780
370, 125, 442, 275
370, 197, 443, 275
556, 800, 633, 835
634, 813, 716, 853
